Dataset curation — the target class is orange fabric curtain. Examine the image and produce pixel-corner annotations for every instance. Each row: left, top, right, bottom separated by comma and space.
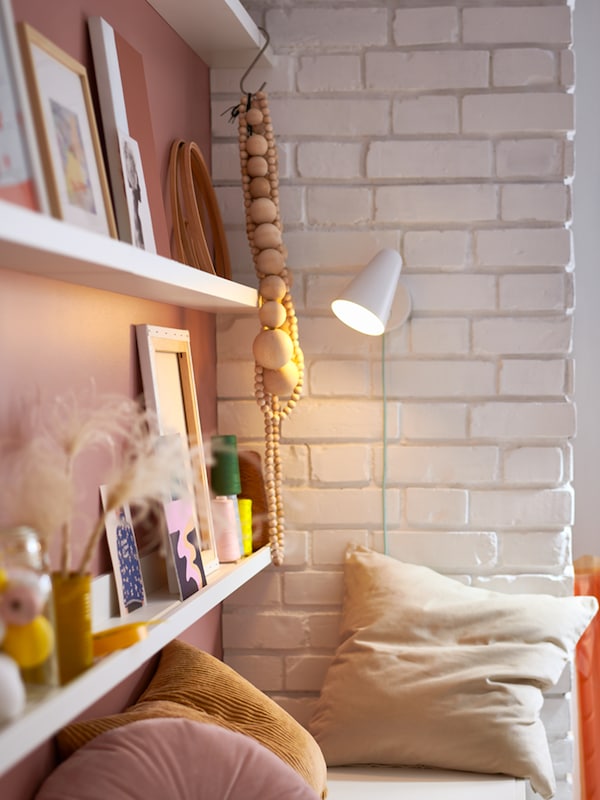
575, 556, 600, 800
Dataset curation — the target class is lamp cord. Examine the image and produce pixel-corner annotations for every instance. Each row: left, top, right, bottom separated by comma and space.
382, 332, 389, 555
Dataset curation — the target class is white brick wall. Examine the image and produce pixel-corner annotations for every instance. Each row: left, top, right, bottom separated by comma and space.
211, 1, 577, 795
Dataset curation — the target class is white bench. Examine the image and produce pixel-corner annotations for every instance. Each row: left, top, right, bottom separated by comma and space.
326, 766, 527, 799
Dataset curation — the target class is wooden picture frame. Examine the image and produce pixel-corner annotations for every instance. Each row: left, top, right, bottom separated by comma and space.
135, 324, 219, 576
17, 22, 116, 237
0, 0, 48, 211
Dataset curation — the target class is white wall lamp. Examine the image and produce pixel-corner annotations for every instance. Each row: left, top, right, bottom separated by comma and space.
331, 248, 412, 555
331, 248, 411, 336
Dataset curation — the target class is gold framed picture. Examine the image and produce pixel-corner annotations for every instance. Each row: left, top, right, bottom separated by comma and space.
17, 22, 116, 237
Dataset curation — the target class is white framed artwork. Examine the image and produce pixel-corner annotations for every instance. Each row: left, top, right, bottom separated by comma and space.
135, 324, 219, 576
88, 16, 157, 251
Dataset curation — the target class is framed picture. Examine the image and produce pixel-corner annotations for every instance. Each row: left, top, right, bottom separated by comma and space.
117, 128, 155, 251
17, 22, 117, 237
100, 487, 146, 616
88, 16, 166, 253
135, 324, 219, 576
0, 0, 48, 211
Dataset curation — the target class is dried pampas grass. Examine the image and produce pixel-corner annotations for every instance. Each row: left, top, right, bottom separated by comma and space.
0, 387, 197, 576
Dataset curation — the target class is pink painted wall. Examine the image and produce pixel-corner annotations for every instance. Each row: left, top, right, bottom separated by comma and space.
1, 1, 220, 796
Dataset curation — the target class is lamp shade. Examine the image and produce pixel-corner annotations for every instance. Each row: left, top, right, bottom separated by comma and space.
331, 248, 403, 336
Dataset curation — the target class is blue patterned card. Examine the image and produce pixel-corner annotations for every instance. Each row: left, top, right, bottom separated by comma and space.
101, 486, 146, 616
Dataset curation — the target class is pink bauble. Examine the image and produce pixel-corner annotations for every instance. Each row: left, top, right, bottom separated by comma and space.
0, 581, 42, 625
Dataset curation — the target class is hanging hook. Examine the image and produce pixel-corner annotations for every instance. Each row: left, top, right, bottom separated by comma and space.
240, 26, 270, 95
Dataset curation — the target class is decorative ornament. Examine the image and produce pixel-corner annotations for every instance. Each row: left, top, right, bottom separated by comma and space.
0, 653, 25, 723
169, 139, 232, 279
237, 91, 304, 566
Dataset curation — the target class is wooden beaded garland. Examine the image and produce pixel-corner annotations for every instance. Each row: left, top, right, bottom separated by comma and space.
249, 197, 277, 225
259, 275, 286, 301
263, 362, 300, 396
238, 90, 304, 566
245, 107, 263, 127
253, 222, 282, 250
246, 156, 269, 177
249, 177, 271, 198
246, 134, 268, 156
253, 329, 293, 370
259, 300, 287, 329
256, 248, 285, 275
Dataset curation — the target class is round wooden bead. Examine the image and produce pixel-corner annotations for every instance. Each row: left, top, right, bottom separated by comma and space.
259, 274, 286, 301
246, 107, 264, 126
246, 134, 268, 157
246, 156, 268, 177
249, 176, 271, 198
263, 361, 300, 397
256, 248, 285, 275
259, 300, 287, 329
254, 223, 282, 250
253, 329, 294, 370
250, 197, 277, 225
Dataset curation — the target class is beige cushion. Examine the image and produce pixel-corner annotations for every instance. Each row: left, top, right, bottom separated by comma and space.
58, 640, 327, 800
309, 546, 598, 800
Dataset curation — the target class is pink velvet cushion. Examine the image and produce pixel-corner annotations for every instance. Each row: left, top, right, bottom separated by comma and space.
35, 717, 321, 800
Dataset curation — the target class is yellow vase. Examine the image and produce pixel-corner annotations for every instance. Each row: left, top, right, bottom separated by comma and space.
51, 573, 93, 685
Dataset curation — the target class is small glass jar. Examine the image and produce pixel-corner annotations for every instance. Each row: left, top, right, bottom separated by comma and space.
0, 526, 58, 687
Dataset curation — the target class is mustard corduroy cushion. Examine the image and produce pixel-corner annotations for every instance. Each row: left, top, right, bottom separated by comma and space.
137, 640, 327, 798
57, 700, 217, 758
